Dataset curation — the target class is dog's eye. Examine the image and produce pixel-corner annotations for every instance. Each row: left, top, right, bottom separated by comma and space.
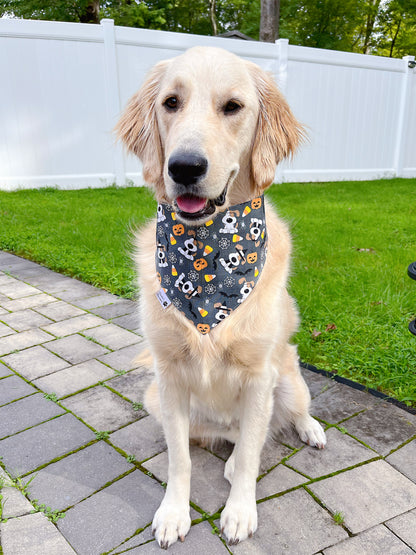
163, 96, 179, 111
224, 100, 242, 115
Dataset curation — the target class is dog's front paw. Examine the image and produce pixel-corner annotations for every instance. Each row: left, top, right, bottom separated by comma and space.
152, 500, 191, 550
220, 499, 257, 546
296, 415, 327, 449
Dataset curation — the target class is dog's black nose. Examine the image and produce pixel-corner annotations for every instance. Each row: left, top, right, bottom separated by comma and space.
168, 152, 208, 186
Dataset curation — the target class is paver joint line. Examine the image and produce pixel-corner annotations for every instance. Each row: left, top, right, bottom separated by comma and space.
1, 252, 416, 554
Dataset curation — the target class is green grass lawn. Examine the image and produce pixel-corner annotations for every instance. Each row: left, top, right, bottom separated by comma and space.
0, 179, 415, 405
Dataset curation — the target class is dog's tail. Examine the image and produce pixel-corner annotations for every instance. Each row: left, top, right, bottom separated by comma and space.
133, 346, 162, 422
144, 379, 162, 422
134, 346, 153, 369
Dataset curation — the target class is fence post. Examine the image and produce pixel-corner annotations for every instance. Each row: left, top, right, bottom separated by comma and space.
274, 38, 289, 183
276, 38, 289, 94
393, 55, 414, 178
101, 18, 126, 186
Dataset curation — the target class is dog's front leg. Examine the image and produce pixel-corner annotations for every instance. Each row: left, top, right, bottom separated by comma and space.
220, 375, 273, 545
152, 375, 191, 549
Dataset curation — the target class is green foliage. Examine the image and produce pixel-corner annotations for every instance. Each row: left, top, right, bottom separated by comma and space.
43, 392, 59, 403
145, 0, 214, 35
101, 0, 166, 29
234, 0, 261, 39
333, 510, 345, 525
95, 431, 110, 440
31, 499, 66, 522
279, 0, 416, 56
280, 0, 366, 52
0, 474, 39, 523
0, 0, 99, 23
372, 0, 416, 57
216, 0, 260, 36
105, 0, 257, 36
1, 0, 415, 57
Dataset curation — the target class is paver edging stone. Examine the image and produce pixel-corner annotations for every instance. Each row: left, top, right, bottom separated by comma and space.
302, 362, 416, 416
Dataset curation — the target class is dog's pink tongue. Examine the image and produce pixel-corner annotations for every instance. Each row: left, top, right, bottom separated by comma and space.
176, 195, 207, 214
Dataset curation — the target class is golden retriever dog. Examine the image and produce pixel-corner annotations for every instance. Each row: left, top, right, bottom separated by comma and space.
116, 46, 326, 549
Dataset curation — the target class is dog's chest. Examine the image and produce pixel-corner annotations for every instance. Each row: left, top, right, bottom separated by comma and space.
187, 359, 243, 415
181, 336, 268, 410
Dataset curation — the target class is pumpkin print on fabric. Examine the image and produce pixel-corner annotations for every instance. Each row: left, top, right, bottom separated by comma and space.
172, 224, 185, 236
251, 197, 262, 210
197, 323, 211, 335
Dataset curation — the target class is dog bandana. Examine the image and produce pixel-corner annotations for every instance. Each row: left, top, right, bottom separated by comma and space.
155, 195, 267, 334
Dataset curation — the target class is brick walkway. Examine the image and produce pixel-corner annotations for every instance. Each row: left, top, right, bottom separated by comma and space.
0, 251, 416, 554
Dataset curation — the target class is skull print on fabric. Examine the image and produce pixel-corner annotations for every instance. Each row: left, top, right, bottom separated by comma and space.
155, 196, 268, 334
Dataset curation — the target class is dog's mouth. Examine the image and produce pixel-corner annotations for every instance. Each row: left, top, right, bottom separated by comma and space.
174, 186, 228, 222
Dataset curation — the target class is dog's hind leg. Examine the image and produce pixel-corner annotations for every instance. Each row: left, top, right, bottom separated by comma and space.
271, 344, 326, 449
224, 445, 236, 485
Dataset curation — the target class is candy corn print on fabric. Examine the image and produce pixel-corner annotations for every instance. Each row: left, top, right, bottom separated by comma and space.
155, 196, 268, 334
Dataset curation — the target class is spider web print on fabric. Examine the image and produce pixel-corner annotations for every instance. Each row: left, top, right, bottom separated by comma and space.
155, 195, 268, 334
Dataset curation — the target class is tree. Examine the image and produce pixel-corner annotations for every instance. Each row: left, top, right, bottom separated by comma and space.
259, 0, 280, 42
101, 0, 165, 29
373, 0, 416, 57
209, 0, 217, 35
361, 0, 381, 54
238, 0, 261, 39
280, 0, 366, 52
1, 0, 414, 58
1, 0, 101, 23
217, 0, 260, 36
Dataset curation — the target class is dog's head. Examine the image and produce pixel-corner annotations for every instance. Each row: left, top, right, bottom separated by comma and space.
116, 46, 303, 224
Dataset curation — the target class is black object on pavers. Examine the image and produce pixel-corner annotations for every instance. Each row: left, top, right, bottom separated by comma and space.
408, 262, 416, 336
408, 262, 416, 281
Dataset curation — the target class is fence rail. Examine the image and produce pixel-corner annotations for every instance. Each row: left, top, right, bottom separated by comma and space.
0, 18, 415, 190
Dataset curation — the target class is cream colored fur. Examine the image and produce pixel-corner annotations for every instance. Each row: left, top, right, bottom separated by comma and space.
116, 46, 326, 550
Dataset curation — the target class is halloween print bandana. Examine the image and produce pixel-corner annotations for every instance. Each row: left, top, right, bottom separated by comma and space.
155, 195, 268, 334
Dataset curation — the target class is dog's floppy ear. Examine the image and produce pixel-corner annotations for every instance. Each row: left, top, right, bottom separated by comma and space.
115, 60, 169, 196
249, 64, 305, 192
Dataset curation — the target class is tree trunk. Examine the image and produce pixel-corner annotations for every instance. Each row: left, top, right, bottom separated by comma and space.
362, 0, 381, 54
260, 0, 280, 42
209, 0, 217, 36
389, 18, 401, 57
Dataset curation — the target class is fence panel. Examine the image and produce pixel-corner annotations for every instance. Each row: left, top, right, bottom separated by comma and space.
0, 18, 414, 190
280, 45, 407, 182
0, 20, 117, 189
402, 68, 416, 178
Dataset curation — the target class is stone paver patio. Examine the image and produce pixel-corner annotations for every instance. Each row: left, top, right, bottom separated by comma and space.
0, 251, 415, 554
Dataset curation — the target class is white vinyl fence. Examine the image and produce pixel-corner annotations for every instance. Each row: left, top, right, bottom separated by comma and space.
0, 18, 415, 190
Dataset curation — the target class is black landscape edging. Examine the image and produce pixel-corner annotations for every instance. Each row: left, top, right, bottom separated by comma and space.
300, 361, 416, 416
